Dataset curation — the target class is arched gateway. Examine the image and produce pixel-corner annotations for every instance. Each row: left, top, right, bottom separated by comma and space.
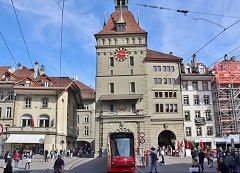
158, 130, 176, 148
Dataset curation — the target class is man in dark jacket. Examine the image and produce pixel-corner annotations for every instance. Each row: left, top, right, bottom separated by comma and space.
44, 149, 48, 162
150, 147, 158, 173
54, 155, 64, 173
198, 150, 205, 171
218, 157, 228, 173
192, 149, 197, 159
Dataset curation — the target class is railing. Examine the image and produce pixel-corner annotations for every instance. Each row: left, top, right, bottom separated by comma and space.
101, 109, 144, 116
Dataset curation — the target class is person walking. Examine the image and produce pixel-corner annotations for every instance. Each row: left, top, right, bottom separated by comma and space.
4, 159, 13, 173
161, 148, 165, 165
191, 149, 198, 159
54, 155, 65, 173
4, 151, 11, 167
198, 149, 205, 172
150, 147, 158, 173
67, 148, 70, 158
191, 158, 200, 173
24, 153, 31, 170
209, 151, 214, 168
54, 149, 58, 159
224, 152, 233, 173
14, 151, 20, 168
207, 149, 211, 166
44, 149, 49, 162
50, 149, 54, 162
70, 148, 73, 158
218, 157, 228, 173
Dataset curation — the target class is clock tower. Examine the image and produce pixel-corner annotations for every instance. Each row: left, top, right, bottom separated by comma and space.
94, 0, 184, 158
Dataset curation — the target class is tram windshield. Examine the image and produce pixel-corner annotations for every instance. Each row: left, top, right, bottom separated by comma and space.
110, 133, 134, 158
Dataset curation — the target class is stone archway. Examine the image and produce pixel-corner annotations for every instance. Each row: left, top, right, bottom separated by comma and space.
158, 130, 176, 149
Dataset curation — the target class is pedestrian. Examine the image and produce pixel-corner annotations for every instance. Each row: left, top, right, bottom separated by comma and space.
24, 153, 31, 170
67, 148, 70, 158
3, 159, 13, 173
218, 157, 228, 173
161, 148, 165, 164
4, 151, 11, 167
44, 149, 49, 162
198, 149, 205, 172
224, 152, 233, 173
14, 151, 20, 168
191, 158, 200, 173
150, 147, 158, 173
191, 149, 198, 159
54, 155, 64, 173
209, 151, 214, 168
70, 148, 73, 158
207, 149, 211, 166
79, 147, 83, 157
50, 149, 54, 162
55, 149, 58, 159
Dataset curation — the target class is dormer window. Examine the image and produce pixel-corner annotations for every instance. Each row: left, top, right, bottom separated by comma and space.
25, 81, 31, 87
199, 67, 205, 74
44, 81, 50, 87
5, 75, 10, 81
185, 67, 191, 74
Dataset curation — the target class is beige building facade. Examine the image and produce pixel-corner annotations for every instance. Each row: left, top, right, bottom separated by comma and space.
94, 0, 184, 157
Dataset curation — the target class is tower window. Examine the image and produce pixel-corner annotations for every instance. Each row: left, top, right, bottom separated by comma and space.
110, 83, 114, 93
110, 57, 114, 67
130, 57, 134, 66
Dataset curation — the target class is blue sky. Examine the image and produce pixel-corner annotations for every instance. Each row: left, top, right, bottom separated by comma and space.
0, 0, 240, 88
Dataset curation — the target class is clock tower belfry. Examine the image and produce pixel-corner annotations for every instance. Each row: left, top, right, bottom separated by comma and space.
115, 0, 128, 11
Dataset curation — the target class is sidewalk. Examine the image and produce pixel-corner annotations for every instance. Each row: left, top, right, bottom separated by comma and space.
136, 156, 218, 173
0, 156, 93, 172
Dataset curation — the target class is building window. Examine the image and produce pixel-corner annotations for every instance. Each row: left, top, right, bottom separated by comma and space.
173, 92, 177, 98
157, 66, 160, 72
110, 104, 114, 113
130, 57, 134, 66
155, 92, 163, 98
42, 98, 48, 108
108, 39, 112, 45
84, 104, 89, 110
153, 66, 157, 72
155, 104, 159, 112
7, 93, 13, 100
39, 115, 49, 127
132, 38, 135, 44
202, 81, 208, 90
192, 81, 198, 90
84, 126, 89, 136
130, 69, 133, 75
132, 104, 136, 113
168, 78, 171, 85
186, 127, 191, 136
84, 115, 89, 123
77, 115, 79, 123
196, 127, 202, 136
163, 66, 166, 72
138, 37, 142, 44
6, 107, 11, 118
44, 81, 50, 87
110, 57, 114, 67
169, 92, 173, 98
102, 39, 105, 45
158, 78, 162, 84
165, 92, 168, 98
131, 82, 135, 93
77, 127, 79, 136
110, 70, 114, 76
25, 98, 31, 108
185, 67, 191, 74
174, 104, 177, 112
185, 111, 190, 121
154, 78, 157, 84
165, 104, 169, 112
126, 38, 129, 44
114, 39, 118, 45
204, 95, 210, 105
25, 81, 31, 87
205, 110, 212, 121
183, 82, 188, 90
172, 78, 176, 85
5, 75, 10, 81
169, 104, 173, 112
110, 83, 114, 93
0, 92, 3, 100
199, 67, 205, 74
167, 66, 170, 72
194, 95, 199, 105
22, 115, 32, 127
207, 127, 213, 136
171, 66, 175, 72
164, 78, 167, 84
195, 111, 201, 118
183, 95, 189, 105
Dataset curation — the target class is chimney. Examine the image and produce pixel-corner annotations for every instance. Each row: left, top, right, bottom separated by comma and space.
192, 54, 197, 68
17, 62, 22, 70
169, 52, 173, 56
224, 54, 228, 61
34, 61, 39, 78
40, 65, 45, 74
231, 56, 236, 62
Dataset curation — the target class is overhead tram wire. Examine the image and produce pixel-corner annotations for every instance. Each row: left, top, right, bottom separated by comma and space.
135, 3, 240, 19
10, 0, 34, 68
142, 18, 240, 95
0, 32, 24, 78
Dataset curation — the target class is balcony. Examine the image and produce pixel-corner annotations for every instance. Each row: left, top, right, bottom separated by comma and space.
100, 109, 144, 117
6, 126, 57, 135
195, 117, 206, 126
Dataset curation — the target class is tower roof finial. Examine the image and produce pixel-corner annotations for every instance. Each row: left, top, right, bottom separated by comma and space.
138, 9, 140, 26
118, 0, 125, 23
104, 11, 106, 27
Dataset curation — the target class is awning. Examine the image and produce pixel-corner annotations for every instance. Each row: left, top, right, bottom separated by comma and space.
5, 134, 45, 144
100, 94, 143, 101
195, 139, 214, 143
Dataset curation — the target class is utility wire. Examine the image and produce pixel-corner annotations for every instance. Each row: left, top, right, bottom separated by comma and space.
136, 3, 240, 19
10, 0, 33, 68
0, 32, 23, 78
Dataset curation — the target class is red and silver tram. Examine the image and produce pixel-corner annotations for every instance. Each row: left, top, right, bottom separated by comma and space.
107, 132, 136, 172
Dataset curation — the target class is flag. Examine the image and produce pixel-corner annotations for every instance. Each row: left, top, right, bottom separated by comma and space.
186, 141, 190, 149
200, 140, 204, 149
178, 141, 180, 149
31, 119, 34, 127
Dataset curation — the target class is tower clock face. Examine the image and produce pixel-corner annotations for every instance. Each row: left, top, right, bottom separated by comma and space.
114, 48, 129, 62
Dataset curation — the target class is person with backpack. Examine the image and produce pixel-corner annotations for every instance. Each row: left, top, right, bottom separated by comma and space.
54, 155, 65, 173
150, 147, 158, 173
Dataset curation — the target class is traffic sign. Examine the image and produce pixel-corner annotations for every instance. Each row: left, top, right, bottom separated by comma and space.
140, 138, 145, 144
139, 132, 145, 138
0, 124, 3, 135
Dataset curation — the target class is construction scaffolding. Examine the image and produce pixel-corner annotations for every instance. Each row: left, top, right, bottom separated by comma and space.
214, 57, 240, 137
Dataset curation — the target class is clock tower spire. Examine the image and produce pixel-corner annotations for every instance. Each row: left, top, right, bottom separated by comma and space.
115, 0, 128, 11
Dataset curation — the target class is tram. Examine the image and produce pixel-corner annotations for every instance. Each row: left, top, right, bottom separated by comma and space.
107, 131, 136, 172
